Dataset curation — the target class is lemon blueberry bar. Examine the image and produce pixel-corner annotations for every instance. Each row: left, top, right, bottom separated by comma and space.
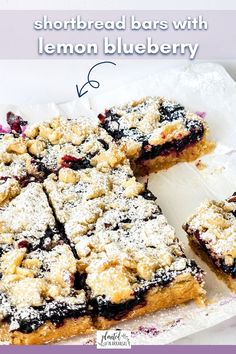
183, 194, 236, 292
0, 112, 205, 344
0, 183, 92, 345
43, 141, 205, 331
98, 96, 214, 175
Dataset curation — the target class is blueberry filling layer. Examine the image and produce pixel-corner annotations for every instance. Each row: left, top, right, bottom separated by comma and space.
7, 159, 51, 189
89, 293, 145, 321
89, 259, 202, 320
139, 120, 204, 160
187, 228, 236, 278
100, 111, 145, 141
31, 159, 51, 178
0, 293, 89, 334
15, 174, 44, 188
97, 139, 109, 151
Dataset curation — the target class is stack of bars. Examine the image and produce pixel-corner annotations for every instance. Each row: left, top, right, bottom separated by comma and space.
0, 96, 231, 345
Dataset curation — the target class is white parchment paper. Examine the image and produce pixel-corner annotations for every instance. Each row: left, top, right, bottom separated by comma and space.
0, 63, 236, 345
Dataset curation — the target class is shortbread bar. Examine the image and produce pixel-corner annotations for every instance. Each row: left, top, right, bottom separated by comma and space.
0, 113, 206, 345
0, 244, 93, 344
44, 160, 205, 331
183, 194, 236, 292
98, 96, 214, 175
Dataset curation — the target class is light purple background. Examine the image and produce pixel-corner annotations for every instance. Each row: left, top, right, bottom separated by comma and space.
0, 5, 235, 349
0, 10, 234, 59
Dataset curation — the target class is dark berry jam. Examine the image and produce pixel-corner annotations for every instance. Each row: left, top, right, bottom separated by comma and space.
221, 259, 236, 278
61, 155, 91, 170
74, 272, 87, 290
15, 159, 51, 187
31, 159, 51, 177
97, 139, 109, 151
6, 112, 27, 135
29, 227, 62, 252
17, 240, 30, 249
90, 294, 146, 321
98, 113, 106, 124
0, 176, 10, 181
159, 102, 185, 123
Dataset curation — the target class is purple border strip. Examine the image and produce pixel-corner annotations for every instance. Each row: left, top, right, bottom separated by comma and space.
0, 10, 235, 59
1, 346, 236, 353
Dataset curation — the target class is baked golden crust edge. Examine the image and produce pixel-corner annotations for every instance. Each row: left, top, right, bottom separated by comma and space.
0, 274, 204, 345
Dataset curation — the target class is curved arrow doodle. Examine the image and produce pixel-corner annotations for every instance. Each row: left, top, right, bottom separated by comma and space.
76, 61, 116, 98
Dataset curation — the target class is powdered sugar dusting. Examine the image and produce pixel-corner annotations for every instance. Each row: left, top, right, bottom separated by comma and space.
0, 112, 204, 340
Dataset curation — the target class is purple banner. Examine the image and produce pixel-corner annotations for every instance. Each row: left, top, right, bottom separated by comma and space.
1, 346, 236, 353
0, 10, 234, 59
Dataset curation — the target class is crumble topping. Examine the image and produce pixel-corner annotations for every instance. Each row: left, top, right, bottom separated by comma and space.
25, 117, 97, 145
104, 96, 203, 135
0, 178, 20, 206
0, 135, 28, 157
25, 116, 113, 173
0, 243, 84, 310
0, 183, 55, 242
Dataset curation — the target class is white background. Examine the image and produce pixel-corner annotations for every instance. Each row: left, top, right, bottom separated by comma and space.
0, 0, 235, 345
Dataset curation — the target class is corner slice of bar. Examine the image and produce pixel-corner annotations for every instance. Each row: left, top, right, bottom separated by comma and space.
98, 96, 215, 175
0, 244, 94, 344
0, 133, 51, 200
0, 182, 94, 344
183, 194, 236, 292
